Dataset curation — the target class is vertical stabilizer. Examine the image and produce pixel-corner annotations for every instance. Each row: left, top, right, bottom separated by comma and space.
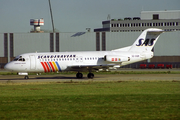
129, 28, 164, 52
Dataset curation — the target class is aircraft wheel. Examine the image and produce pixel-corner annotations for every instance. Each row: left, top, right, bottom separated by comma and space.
76, 73, 83, 78
87, 73, 94, 79
24, 76, 29, 79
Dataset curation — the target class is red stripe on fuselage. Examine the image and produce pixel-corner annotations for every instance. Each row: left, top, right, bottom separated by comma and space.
49, 62, 55, 72
44, 62, 50, 72
40, 62, 47, 72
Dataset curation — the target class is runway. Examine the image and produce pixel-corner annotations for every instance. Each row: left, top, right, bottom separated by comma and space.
0, 73, 179, 84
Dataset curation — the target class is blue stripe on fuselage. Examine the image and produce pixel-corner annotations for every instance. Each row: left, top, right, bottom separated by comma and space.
47, 62, 52, 72
55, 61, 61, 71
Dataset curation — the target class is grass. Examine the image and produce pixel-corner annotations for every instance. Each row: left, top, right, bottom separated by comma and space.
0, 81, 180, 119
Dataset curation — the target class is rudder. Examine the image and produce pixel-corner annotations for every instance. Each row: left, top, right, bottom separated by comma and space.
129, 28, 164, 52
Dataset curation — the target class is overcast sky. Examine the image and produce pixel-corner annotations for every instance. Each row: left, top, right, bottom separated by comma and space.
0, 0, 180, 33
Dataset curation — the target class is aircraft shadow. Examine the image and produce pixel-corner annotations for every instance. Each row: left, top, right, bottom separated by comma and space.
0, 76, 97, 80
35, 76, 87, 80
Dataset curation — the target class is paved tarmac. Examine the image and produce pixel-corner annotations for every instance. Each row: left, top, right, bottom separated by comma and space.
0, 69, 179, 84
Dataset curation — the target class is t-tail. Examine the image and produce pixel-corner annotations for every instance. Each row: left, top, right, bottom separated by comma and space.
129, 28, 164, 52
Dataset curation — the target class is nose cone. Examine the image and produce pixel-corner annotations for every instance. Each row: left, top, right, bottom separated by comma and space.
4, 63, 12, 71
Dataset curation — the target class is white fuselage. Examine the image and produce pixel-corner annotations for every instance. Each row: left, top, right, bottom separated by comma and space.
4, 51, 153, 73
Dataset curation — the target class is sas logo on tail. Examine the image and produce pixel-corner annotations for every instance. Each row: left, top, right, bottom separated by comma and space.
136, 38, 155, 46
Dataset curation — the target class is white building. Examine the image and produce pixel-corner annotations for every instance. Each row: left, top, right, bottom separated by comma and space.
141, 10, 180, 20
94, 10, 180, 32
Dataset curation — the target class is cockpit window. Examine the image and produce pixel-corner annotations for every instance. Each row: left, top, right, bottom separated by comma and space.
13, 58, 19, 61
18, 58, 25, 61
13, 56, 25, 61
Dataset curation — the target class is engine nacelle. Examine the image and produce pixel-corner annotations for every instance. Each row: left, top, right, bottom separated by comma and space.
104, 55, 130, 62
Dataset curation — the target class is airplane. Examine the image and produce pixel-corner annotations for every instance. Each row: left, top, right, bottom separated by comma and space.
4, 28, 164, 79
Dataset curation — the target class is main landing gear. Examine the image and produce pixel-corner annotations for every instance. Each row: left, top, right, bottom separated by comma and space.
76, 72, 94, 79
87, 73, 94, 79
76, 72, 83, 78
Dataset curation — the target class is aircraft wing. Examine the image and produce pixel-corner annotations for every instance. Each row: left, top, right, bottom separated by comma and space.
67, 64, 116, 71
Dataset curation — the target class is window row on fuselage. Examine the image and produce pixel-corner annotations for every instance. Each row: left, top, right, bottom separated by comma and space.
38, 57, 102, 62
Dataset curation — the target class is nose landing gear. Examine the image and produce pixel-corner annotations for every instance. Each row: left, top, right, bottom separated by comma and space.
18, 72, 29, 79
24, 76, 29, 79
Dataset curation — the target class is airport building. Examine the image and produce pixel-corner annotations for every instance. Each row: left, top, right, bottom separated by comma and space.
0, 10, 180, 69
94, 10, 180, 32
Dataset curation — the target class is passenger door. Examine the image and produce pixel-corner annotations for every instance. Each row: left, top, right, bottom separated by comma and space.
29, 55, 36, 70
